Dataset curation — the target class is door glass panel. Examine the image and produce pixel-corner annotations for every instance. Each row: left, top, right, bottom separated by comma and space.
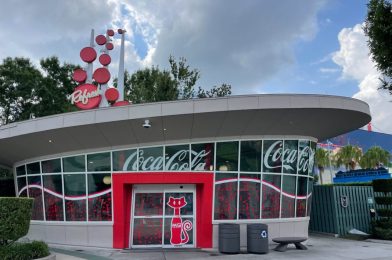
134, 193, 163, 216
133, 218, 163, 245
164, 193, 193, 216
164, 217, 194, 246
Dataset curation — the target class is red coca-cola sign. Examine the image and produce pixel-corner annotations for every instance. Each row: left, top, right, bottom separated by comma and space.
68, 83, 102, 110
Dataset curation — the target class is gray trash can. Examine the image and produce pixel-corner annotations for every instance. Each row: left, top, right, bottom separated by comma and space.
247, 223, 268, 254
219, 223, 240, 254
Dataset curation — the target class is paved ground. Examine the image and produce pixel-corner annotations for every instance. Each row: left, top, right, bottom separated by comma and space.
49, 234, 392, 260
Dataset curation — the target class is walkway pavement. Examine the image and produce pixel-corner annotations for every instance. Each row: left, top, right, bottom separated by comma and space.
49, 234, 392, 260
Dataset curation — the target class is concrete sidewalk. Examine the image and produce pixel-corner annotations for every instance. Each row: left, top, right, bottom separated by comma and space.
50, 234, 392, 260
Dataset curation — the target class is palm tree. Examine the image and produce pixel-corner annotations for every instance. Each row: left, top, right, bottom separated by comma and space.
360, 146, 391, 169
315, 148, 330, 184
333, 145, 362, 171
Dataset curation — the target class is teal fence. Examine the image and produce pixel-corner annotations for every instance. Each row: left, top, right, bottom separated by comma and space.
309, 185, 374, 236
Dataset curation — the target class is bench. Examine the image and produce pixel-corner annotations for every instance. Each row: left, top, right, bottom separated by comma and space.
272, 237, 308, 252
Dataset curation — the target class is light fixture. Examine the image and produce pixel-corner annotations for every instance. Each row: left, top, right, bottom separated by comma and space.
218, 165, 228, 171
103, 176, 111, 185
48, 139, 53, 143
142, 119, 151, 128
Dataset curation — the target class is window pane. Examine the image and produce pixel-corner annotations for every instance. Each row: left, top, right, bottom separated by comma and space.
88, 173, 112, 221
309, 142, 317, 175
165, 193, 193, 216
296, 177, 307, 217
63, 155, 85, 172
239, 174, 260, 219
164, 217, 193, 245
28, 176, 44, 220
262, 174, 281, 218
17, 177, 27, 197
42, 159, 61, 173
139, 147, 163, 171
191, 143, 214, 171
216, 142, 239, 171
298, 140, 310, 175
16, 165, 26, 176
43, 175, 64, 221
263, 140, 283, 173
134, 193, 163, 216
307, 178, 314, 216
87, 153, 111, 172
241, 141, 262, 172
281, 175, 296, 218
112, 149, 137, 171
165, 145, 189, 171
27, 162, 40, 175
214, 172, 237, 219
64, 174, 86, 221
133, 218, 163, 245
283, 140, 298, 174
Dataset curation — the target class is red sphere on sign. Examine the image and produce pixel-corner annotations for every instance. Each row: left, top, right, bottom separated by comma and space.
80, 47, 97, 63
96, 35, 107, 45
106, 42, 114, 50
107, 29, 114, 36
93, 67, 111, 84
99, 54, 111, 66
105, 88, 119, 103
72, 69, 87, 83
113, 100, 130, 107
69, 83, 101, 110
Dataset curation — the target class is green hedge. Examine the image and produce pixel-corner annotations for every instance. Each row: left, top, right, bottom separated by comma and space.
375, 196, 392, 205
0, 197, 33, 244
372, 219, 392, 240
377, 208, 392, 218
373, 179, 392, 193
0, 241, 49, 260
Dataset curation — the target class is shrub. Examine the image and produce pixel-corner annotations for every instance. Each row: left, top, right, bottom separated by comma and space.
377, 209, 392, 218
372, 179, 392, 193
372, 219, 392, 240
375, 196, 392, 205
0, 197, 33, 245
0, 241, 50, 260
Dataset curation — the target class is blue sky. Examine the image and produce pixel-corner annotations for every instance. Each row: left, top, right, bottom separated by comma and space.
0, 0, 391, 133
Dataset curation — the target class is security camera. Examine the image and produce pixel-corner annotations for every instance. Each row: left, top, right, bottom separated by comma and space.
143, 119, 151, 128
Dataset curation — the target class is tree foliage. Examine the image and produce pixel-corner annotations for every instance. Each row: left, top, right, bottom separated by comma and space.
169, 56, 200, 99
364, 0, 392, 92
359, 146, 390, 169
333, 145, 362, 171
315, 148, 330, 184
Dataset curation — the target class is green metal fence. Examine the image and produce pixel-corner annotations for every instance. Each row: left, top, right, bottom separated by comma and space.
309, 185, 374, 236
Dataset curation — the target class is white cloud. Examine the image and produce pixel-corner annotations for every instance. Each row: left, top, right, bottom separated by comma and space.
332, 23, 392, 134
319, 67, 339, 73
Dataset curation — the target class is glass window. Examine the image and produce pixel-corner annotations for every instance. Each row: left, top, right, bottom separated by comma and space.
41, 159, 61, 173
240, 141, 262, 172
262, 174, 281, 218
133, 218, 163, 245
88, 173, 112, 221
296, 177, 307, 217
283, 140, 298, 174
165, 192, 193, 216
134, 193, 163, 216
87, 152, 111, 172
26, 162, 40, 175
16, 165, 26, 176
165, 145, 189, 171
308, 142, 317, 175
298, 140, 310, 175
214, 172, 238, 219
139, 147, 163, 171
63, 155, 85, 172
43, 175, 64, 221
112, 149, 137, 171
216, 142, 239, 172
307, 178, 314, 217
191, 143, 214, 171
263, 140, 283, 173
281, 175, 296, 218
64, 174, 86, 221
17, 177, 27, 197
28, 176, 44, 220
239, 173, 260, 219
163, 217, 193, 246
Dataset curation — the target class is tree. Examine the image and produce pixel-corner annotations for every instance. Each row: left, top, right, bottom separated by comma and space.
169, 56, 200, 99
315, 148, 330, 184
360, 146, 391, 169
197, 84, 232, 98
0, 57, 42, 125
333, 145, 363, 171
364, 0, 392, 93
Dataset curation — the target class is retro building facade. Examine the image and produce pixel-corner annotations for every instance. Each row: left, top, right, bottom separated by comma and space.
0, 94, 370, 248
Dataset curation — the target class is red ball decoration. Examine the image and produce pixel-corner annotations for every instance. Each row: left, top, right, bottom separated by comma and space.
80, 47, 97, 63
107, 29, 115, 36
93, 67, 111, 84
95, 35, 107, 45
106, 42, 114, 50
105, 88, 119, 103
72, 69, 87, 83
99, 54, 111, 66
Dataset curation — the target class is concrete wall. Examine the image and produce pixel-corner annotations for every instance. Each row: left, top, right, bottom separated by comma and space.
25, 222, 113, 248
212, 218, 309, 248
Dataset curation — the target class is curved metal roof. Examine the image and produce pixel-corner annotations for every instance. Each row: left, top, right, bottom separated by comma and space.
0, 94, 371, 167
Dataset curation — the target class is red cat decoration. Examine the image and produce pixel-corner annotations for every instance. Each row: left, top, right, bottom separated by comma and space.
166, 196, 193, 245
